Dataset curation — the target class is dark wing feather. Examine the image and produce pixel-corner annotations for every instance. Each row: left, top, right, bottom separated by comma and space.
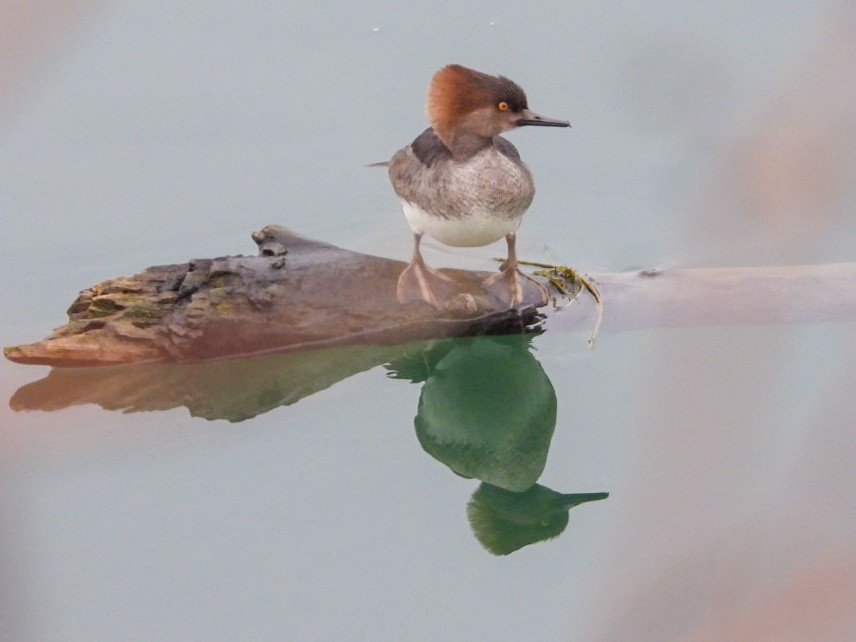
411, 128, 452, 167
493, 136, 521, 162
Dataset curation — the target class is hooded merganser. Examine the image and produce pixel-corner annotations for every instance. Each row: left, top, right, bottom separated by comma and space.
388, 64, 570, 308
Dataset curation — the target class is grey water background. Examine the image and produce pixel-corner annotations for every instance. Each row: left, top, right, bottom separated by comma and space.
2, 2, 856, 640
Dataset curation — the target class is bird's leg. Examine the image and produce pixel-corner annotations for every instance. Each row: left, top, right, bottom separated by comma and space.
483, 233, 549, 308
396, 232, 455, 306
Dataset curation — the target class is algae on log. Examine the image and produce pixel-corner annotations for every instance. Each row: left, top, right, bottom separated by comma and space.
3, 225, 556, 367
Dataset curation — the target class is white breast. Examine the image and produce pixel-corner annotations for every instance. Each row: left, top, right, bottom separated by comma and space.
401, 200, 521, 247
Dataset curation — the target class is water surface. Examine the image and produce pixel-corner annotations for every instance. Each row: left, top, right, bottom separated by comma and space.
2, 2, 856, 640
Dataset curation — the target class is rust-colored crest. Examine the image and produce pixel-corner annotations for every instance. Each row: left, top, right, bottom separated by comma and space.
426, 64, 528, 134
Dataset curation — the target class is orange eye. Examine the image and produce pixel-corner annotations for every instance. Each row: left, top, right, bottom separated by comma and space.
497, 101, 509, 111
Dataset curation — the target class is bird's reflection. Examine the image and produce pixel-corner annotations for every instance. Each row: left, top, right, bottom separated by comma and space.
387, 334, 556, 491
387, 333, 608, 555
10, 332, 607, 554
468, 483, 608, 556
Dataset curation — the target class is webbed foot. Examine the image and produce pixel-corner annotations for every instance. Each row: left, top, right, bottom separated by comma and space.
397, 258, 456, 307
483, 266, 549, 308
482, 232, 549, 308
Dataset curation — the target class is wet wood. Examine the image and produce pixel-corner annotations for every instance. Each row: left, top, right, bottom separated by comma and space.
3, 225, 545, 367
4, 224, 856, 367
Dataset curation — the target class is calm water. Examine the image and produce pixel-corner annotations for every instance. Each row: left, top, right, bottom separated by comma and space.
3, 2, 856, 640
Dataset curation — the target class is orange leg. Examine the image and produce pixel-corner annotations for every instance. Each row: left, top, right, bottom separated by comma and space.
396, 233, 455, 306
483, 233, 549, 308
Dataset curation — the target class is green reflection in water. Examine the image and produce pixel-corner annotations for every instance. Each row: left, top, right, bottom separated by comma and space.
469, 484, 609, 556
387, 334, 608, 555
389, 334, 556, 492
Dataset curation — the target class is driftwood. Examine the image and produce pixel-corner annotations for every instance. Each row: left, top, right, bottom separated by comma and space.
3, 225, 553, 367
5, 225, 856, 369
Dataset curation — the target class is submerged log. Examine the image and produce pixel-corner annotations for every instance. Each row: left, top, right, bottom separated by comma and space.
3, 225, 556, 367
